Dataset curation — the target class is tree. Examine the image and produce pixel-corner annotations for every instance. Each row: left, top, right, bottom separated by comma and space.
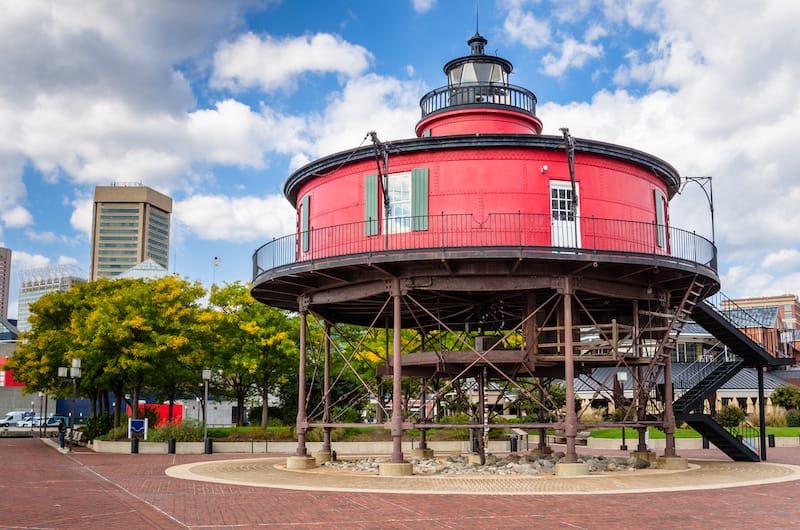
207, 282, 297, 427
771, 384, 800, 410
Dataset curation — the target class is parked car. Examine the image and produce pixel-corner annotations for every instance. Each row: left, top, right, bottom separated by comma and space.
17, 416, 46, 427
46, 416, 69, 428
1, 411, 32, 427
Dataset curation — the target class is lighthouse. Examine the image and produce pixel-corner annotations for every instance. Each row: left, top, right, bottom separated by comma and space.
253, 32, 721, 474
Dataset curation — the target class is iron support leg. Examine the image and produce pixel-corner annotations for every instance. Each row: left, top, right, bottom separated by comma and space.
322, 323, 332, 453
295, 311, 308, 457
390, 281, 405, 463
663, 352, 676, 457
758, 368, 767, 461
563, 281, 578, 463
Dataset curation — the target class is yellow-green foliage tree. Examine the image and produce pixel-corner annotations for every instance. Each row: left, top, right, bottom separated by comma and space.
206, 282, 297, 427
9, 276, 206, 427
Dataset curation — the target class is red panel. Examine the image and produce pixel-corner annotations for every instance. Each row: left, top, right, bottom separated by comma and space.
295, 146, 670, 260
0, 357, 24, 387
416, 108, 543, 137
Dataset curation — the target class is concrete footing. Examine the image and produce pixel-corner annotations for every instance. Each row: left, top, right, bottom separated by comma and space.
313, 451, 332, 465
656, 456, 689, 470
467, 454, 484, 465
286, 456, 316, 469
631, 450, 657, 465
531, 446, 553, 455
554, 462, 591, 476
378, 462, 413, 476
411, 447, 434, 459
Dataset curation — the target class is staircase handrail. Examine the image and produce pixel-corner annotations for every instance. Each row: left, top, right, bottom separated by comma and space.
674, 354, 742, 393
701, 291, 785, 355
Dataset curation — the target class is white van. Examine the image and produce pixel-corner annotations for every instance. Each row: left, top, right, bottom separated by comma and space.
0, 411, 30, 427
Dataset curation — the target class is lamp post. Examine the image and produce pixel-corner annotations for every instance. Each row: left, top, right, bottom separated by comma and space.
58, 358, 82, 453
38, 392, 44, 438
202, 368, 211, 444
680, 176, 715, 244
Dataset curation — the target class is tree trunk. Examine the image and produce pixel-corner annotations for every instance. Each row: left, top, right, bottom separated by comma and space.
261, 372, 269, 428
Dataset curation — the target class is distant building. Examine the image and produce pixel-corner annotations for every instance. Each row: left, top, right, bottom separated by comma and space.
90, 184, 172, 281
0, 247, 10, 319
728, 294, 799, 361
117, 258, 170, 280
730, 294, 800, 330
16, 265, 87, 332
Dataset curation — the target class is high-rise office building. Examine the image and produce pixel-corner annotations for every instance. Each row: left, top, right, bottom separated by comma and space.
0, 247, 10, 319
17, 264, 86, 332
90, 184, 172, 280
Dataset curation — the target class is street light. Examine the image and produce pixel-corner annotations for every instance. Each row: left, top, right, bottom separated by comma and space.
680, 176, 715, 243
38, 392, 44, 438
202, 368, 211, 446
58, 358, 81, 453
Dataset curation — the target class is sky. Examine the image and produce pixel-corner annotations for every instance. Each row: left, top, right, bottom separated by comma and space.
2, 0, 800, 319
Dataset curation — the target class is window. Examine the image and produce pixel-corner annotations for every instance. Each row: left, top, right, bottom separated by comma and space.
300, 195, 310, 253
654, 188, 667, 248
385, 172, 411, 233
364, 168, 428, 236
551, 187, 574, 221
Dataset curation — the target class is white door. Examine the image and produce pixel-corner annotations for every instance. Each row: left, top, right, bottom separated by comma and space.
550, 181, 580, 247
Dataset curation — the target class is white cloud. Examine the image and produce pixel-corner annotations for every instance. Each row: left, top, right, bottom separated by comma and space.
411, 0, 436, 13
211, 32, 373, 92
307, 74, 423, 158
541, 36, 604, 77
187, 99, 311, 167
761, 249, 800, 273
174, 194, 296, 243
503, 8, 552, 50
1, 205, 33, 228
69, 198, 94, 239
10, 250, 51, 271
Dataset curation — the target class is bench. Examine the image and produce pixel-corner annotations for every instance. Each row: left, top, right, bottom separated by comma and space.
66, 430, 85, 446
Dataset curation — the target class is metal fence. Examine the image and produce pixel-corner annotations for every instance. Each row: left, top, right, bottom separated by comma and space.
419, 82, 537, 119
253, 213, 716, 279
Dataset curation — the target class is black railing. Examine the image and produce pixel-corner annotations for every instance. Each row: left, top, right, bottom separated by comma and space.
419, 82, 537, 119
253, 212, 717, 279
702, 291, 794, 358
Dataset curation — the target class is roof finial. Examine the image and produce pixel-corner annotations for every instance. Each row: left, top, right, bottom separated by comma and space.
475, 0, 479, 34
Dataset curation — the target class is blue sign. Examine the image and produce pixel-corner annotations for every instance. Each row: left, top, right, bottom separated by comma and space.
130, 419, 146, 433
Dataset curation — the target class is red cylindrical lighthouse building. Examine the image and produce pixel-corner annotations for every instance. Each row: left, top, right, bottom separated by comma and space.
253, 33, 718, 473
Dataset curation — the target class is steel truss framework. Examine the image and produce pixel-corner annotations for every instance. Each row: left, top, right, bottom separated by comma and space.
281, 257, 718, 465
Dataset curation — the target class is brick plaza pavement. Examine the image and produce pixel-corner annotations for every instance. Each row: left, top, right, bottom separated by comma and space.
2, 437, 800, 529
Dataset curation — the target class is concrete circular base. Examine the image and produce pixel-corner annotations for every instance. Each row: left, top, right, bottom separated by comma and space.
286, 456, 316, 469
656, 456, 689, 470
378, 462, 413, 476
411, 448, 434, 459
313, 451, 332, 465
554, 462, 590, 476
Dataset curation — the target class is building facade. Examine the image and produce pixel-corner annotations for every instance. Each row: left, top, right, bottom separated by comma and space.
90, 184, 172, 280
16, 265, 86, 332
0, 247, 10, 319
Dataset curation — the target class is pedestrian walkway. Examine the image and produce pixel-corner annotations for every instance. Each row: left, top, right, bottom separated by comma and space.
3, 437, 800, 529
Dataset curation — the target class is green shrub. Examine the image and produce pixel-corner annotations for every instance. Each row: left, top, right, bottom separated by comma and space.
717, 405, 746, 428
96, 425, 129, 441
83, 413, 114, 441
137, 406, 161, 428
149, 420, 204, 442
786, 409, 800, 427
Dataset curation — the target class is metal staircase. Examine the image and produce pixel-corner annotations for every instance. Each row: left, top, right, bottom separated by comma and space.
669, 291, 794, 461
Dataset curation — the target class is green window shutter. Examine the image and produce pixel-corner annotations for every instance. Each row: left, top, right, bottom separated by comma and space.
654, 188, 666, 248
411, 167, 429, 231
300, 195, 310, 253
364, 174, 379, 236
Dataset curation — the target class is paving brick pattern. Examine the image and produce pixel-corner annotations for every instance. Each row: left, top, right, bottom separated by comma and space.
3, 438, 800, 529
